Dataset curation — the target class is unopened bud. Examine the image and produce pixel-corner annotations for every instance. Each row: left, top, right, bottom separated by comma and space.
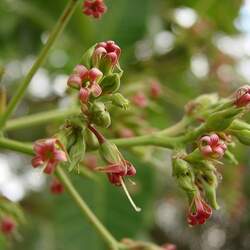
172, 158, 196, 193
99, 140, 121, 164
68, 130, 86, 172
231, 129, 250, 145
100, 73, 120, 94
90, 102, 111, 128
84, 128, 99, 150
199, 165, 219, 209
205, 107, 241, 131
111, 93, 129, 110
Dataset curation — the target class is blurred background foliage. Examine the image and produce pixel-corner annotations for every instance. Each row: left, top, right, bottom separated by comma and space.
1, 0, 250, 249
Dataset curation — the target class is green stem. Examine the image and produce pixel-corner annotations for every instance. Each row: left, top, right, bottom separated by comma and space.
111, 133, 177, 149
0, 137, 119, 249
0, 137, 33, 155
56, 168, 119, 250
159, 117, 189, 136
0, 0, 79, 129
4, 108, 79, 131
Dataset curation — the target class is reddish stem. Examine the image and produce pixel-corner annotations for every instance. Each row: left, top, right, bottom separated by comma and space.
87, 124, 106, 144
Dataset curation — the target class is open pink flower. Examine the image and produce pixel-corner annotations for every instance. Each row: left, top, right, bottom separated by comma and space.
187, 193, 212, 226
93, 40, 121, 67
0, 217, 16, 235
96, 160, 136, 186
199, 134, 227, 159
82, 0, 107, 19
234, 86, 250, 107
32, 138, 67, 174
68, 65, 103, 103
50, 178, 64, 195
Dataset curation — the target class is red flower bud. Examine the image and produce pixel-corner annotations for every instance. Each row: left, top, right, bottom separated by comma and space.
234, 85, 250, 107
1, 217, 16, 235
150, 81, 161, 98
93, 41, 121, 67
82, 0, 107, 19
50, 178, 64, 195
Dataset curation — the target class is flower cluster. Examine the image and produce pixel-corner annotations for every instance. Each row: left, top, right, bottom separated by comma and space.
172, 85, 250, 226
82, 0, 107, 19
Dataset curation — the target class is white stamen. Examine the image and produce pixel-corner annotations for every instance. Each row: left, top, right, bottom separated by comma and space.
120, 177, 141, 212
40, 163, 48, 173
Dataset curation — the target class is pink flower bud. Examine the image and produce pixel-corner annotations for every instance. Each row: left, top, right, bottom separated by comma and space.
234, 86, 250, 107
132, 92, 148, 108
73, 64, 88, 79
118, 128, 135, 138
67, 74, 82, 89
82, 0, 107, 19
32, 138, 67, 175
150, 81, 161, 98
0, 217, 16, 235
79, 87, 90, 103
93, 41, 121, 67
50, 178, 64, 195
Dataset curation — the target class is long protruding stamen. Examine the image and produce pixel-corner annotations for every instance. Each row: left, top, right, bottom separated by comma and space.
120, 177, 141, 212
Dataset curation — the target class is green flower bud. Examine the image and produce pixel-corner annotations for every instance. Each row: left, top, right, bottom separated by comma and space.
68, 130, 86, 172
172, 159, 196, 193
229, 119, 250, 131
99, 73, 120, 94
224, 150, 238, 165
205, 107, 242, 131
186, 93, 219, 115
90, 102, 111, 128
184, 148, 203, 163
111, 93, 129, 110
231, 129, 250, 145
99, 140, 121, 164
79, 44, 96, 69
84, 128, 99, 150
